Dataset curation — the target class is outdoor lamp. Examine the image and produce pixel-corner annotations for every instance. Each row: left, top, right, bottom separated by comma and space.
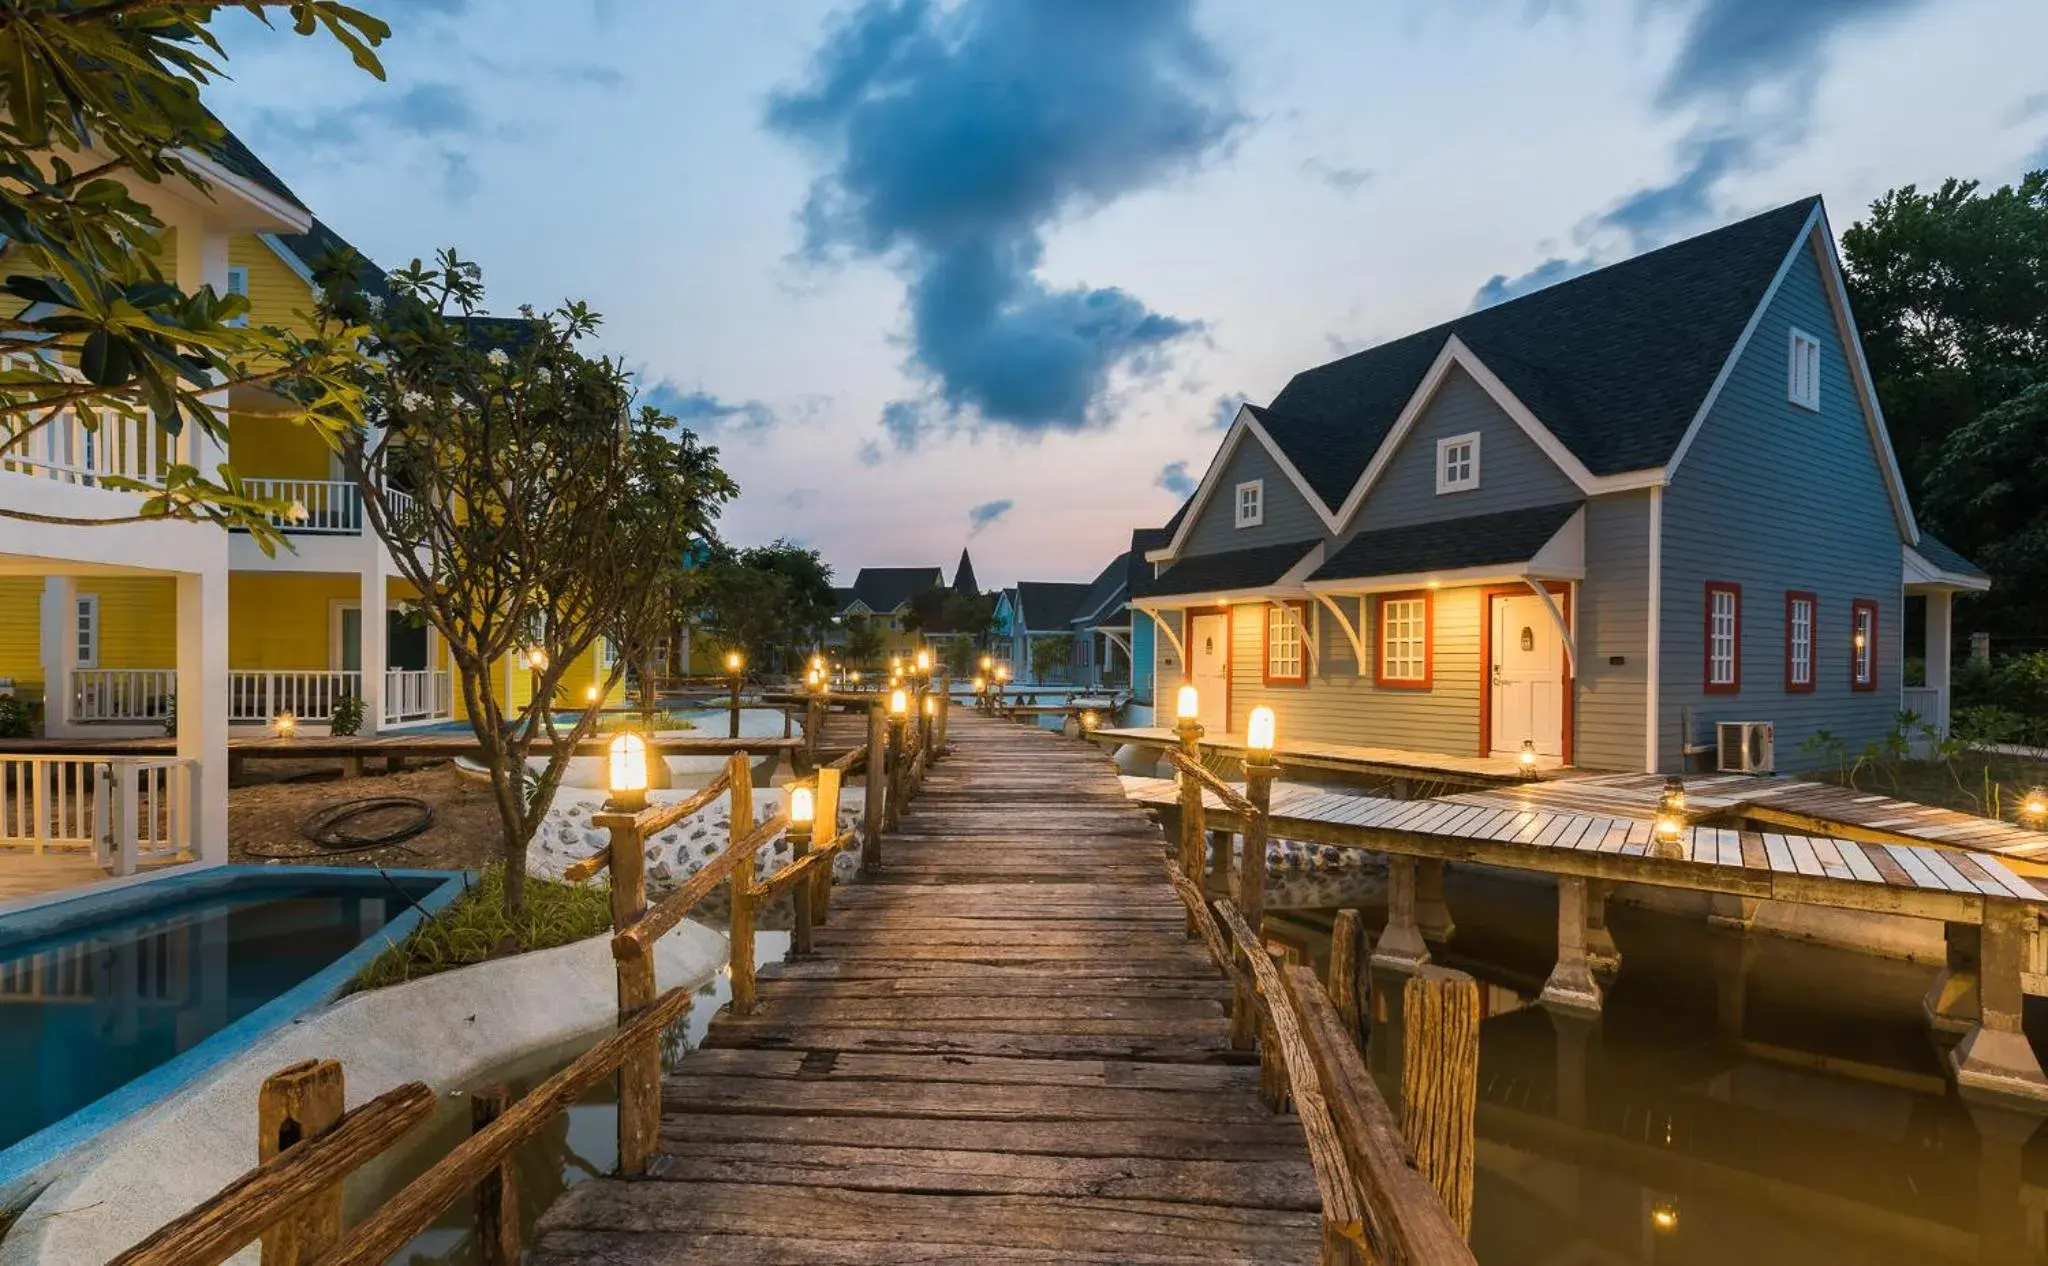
980, 654, 993, 672
274, 710, 297, 738
811, 655, 824, 673
608, 730, 649, 812
726, 651, 743, 674
1247, 705, 1277, 752
995, 664, 1010, 682
2023, 787, 2047, 825
849, 670, 862, 685
524, 645, 548, 672
806, 668, 821, 690
890, 656, 902, 673
972, 675, 986, 693
924, 694, 938, 717
1654, 777, 1685, 847
1650, 1199, 1679, 1235
915, 648, 931, 675
1519, 739, 1537, 776
1661, 775, 1687, 812
789, 785, 816, 827
1082, 709, 1098, 731
1176, 685, 1199, 721
889, 687, 909, 716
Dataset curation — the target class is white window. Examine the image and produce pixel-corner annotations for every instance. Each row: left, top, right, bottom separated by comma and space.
75, 594, 99, 668
1788, 328, 1821, 411
1852, 600, 1877, 690
1266, 604, 1304, 682
599, 637, 620, 669
1436, 432, 1480, 494
1706, 583, 1739, 691
1787, 594, 1814, 689
224, 266, 250, 327
1378, 596, 1428, 684
1234, 479, 1264, 528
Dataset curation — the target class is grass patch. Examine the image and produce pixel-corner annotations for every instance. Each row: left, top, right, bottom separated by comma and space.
348, 866, 614, 994
1812, 748, 2048, 822
596, 710, 697, 734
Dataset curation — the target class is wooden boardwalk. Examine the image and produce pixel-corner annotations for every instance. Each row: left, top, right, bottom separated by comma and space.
533, 713, 1325, 1263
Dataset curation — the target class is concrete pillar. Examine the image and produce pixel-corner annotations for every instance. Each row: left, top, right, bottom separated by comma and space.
1710, 927, 1758, 1039
1585, 879, 1620, 978
1707, 893, 1759, 931
1969, 1104, 2039, 1266
358, 567, 386, 734
1923, 921, 1982, 1035
1925, 589, 1953, 735
1415, 857, 1456, 943
1372, 855, 1430, 971
172, 222, 230, 473
1952, 902, 2048, 1107
40, 576, 78, 734
177, 567, 229, 863
1540, 876, 1603, 1014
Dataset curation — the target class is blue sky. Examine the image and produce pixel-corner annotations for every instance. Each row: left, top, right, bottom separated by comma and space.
211, 0, 2046, 589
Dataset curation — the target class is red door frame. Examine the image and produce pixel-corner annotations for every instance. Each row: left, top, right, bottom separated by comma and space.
1478, 582, 1575, 766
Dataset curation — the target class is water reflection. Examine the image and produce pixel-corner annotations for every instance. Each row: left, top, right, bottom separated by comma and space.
1259, 863, 2048, 1264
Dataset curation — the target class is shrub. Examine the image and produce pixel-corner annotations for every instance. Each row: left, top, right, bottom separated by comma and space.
348, 866, 614, 993
0, 697, 31, 739
330, 693, 366, 737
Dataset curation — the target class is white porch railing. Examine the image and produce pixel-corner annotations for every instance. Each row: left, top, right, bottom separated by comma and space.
0, 755, 193, 873
385, 669, 451, 725
72, 668, 177, 724
228, 670, 364, 724
1903, 685, 1946, 738
0, 400, 182, 488
241, 477, 362, 534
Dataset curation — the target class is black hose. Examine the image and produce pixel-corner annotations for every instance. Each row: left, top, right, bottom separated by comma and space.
243, 796, 438, 860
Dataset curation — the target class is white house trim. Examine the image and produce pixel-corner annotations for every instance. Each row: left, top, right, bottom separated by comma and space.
1663, 205, 1918, 542
258, 232, 318, 286
1329, 335, 1661, 536
1138, 607, 1187, 662
1312, 592, 1368, 664
174, 149, 312, 233
1149, 407, 1342, 562
1644, 484, 1663, 773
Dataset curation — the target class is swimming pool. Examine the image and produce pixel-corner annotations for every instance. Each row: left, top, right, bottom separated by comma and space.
0, 865, 464, 1189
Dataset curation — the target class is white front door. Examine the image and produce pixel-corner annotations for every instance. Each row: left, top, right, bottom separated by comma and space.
1187, 612, 1230, 733
1490, 592, 1563, 759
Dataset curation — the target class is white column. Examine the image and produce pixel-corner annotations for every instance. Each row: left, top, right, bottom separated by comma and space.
172, 222, 231, 475
177, 567, 229, 863
358, 566, 386, 733
39, 576, 78, 734
1925, 590, 1954, 736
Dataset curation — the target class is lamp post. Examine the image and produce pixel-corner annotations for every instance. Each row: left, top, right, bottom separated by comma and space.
1519, 739, 1538, 780
1654, 776, 1686, 856
788, 784, 816, 956
1174, 686, 1204, 936
725, 650, 744, 739
274, 710, 297, 739
993, 663, 1009, 713
1231, 705, 1280, 1050
2022, 787, 2047, 829
885, 687, 909, 831
607, 730, 650, 814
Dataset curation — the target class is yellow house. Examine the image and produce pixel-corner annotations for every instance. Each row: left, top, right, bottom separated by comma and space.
1, 152, 618, 739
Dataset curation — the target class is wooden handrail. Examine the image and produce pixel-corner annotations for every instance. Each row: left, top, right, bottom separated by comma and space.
1164, 747, 1259, 817
610, 807, 789, 963
757, 828, 852, 898
314, 987, 693, 1266
1282, 964, 1478, 1266
110, 1082, 436, 1266
566, 769, 735, 882
1160, 856, 1234, 982
1211, 897, 1368, 1248
825, 741, 868, 773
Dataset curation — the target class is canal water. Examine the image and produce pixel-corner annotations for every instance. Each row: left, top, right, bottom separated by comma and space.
360, 864, 2044, 1264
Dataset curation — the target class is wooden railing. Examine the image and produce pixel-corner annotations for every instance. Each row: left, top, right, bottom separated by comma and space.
112, 718, 929, 1265
1159, 726, 1479, 1265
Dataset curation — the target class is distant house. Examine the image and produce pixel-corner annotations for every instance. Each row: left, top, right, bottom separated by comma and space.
999, 581, 1095, 685
828, 550, 982, 661
1133, 197, 1986, 772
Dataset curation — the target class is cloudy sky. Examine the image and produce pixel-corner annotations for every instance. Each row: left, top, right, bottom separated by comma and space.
210, 0, 2045, 590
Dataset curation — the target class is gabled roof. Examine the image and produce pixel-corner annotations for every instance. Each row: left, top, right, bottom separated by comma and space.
201, 117, 308, 213
839, 567, 944, 616
1911, 532, 1986, 581
952, 549, 978, 595
1070, 552, 1134, 630
267, 217, 390, 300
1014, 581, 1094, 633
1136, 539, 1322, 602
1309, 502, 1583, 584
1263, 198, 1820, 483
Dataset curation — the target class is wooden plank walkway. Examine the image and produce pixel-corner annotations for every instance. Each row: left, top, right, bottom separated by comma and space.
1092, 726, 1546, 785
532, 714, 1324, 1264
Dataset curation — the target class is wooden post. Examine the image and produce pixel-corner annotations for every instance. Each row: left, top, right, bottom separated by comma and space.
1401, 965, 1480, 1239
726, 752, 757, 1016
935, 675, 950, 753
471, 1086, 519, 1266
886, 712, 908, 831
256, 1059, 345, 1266
1175, 717, 1205, 939
812, 766, 841, 927
1327, 908, 1364, 1052
1258, 943, 1302, 1111
788, 798, 814, 958
606, 812, 659, 1177
1230, 746, 1277, 1051
862, 703, 886, 873
727, 669, 740, 739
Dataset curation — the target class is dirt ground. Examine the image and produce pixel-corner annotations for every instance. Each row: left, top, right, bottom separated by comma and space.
227, 760, 508, 871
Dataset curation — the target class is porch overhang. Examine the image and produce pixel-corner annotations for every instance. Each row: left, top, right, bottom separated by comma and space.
1903, 542, 1990, 594
1131, 539, 1324, 612
1302, 502, 1585, 595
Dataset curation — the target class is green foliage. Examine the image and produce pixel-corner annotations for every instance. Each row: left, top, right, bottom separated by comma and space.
698, 540, 836, 670
330, 692, 365, 737
596, 710, 695, 734
0, 1, 388, 542
1031, 634, 1075, 681
942, 636, 977, 677
0, 697, 31, 739
1952, 651, 2048, 727
347, 867, 614, 993
840, 614, 885, 668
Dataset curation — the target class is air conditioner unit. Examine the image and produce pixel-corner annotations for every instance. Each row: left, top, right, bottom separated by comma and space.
1717, 721, 1774, 774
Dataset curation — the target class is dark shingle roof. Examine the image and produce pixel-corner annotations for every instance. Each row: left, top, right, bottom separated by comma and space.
271, 217, 390, 299
1070, 553, 1134, 630
1257, 198, 1821, 500
1913, 532, 1988, 580
952, 549, 978, 594
841, 567, 944, 615
1137, 540, 1321, 601
1310, 503, 1583, 584
199, 117, 306, 211
1015, 581, 1094, 632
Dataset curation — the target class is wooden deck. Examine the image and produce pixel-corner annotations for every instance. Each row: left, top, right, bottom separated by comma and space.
1092, 726, 1545, 785
531, 714, 1325, 1263
2, 732, 806, 760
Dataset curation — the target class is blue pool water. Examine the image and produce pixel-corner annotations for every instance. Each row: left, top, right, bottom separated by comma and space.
0, 866, 463, 1184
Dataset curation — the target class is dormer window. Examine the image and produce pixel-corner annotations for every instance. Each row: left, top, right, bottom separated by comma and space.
1235, 479, 1264, 528
1436, 432, 1480, 494
1788, 328, 1821, 411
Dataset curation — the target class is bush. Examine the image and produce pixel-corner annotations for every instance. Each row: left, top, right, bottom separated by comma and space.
348, 866, 615, 993
0, 697, 30, 739
330, 693, 366, 737
1953, 704, 2048, 749
1954, 651, 2048, 719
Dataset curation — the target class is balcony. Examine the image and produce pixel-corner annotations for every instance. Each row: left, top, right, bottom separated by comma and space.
2, 403, 184, 490
70, 668, 453, 729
